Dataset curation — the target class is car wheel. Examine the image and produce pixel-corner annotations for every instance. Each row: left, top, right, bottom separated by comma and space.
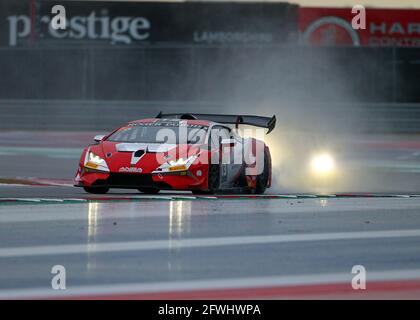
138, 188, 160, 194
83, 186, 110, 194
207, 164, 220, 194
254, 150, 269, 195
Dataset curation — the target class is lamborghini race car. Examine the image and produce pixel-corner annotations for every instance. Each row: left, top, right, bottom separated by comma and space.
74, 113, 276, 194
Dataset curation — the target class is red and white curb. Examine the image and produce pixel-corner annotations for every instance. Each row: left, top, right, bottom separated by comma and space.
0, 178, 73, 187
3, 269, 420, 300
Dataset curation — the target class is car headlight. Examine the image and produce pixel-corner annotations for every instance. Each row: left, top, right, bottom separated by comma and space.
156, 155, 197, 172
84, 151, 109, 172
89, 152, 105, 165
310, 153, 335, 176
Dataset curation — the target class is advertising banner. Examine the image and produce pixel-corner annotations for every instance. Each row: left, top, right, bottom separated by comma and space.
1, 0, 298, 47
300, 7, 420, 47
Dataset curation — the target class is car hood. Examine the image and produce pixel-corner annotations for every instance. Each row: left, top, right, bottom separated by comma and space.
99, 141, 202, 173
115, 142, 177, 153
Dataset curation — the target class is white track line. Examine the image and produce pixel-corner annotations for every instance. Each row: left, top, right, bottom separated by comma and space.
129, 195, 174, 200
14, 198, 42, 202
171, 196, 197, 200
1, 229, 420, 258
2, 268, 420, 299
2, 198, 420, 223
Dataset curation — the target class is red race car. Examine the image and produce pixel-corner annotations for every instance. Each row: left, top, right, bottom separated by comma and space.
74, 113, 275, 194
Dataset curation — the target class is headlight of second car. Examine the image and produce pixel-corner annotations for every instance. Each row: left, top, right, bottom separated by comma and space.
310, 152, 336, 176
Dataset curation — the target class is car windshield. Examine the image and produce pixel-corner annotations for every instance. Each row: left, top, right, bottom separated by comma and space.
107, 124, 208, 144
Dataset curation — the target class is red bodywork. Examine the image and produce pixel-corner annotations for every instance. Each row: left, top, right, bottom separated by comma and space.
75, 118, 272, 193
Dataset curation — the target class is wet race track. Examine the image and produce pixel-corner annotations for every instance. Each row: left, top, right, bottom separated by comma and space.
1, 131, 420, 299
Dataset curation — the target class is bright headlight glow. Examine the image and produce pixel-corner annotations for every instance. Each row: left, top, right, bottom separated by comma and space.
155, 155, 197, 173
89, 152, 105, 165
310, 153, 335, 175
168, 157, 188, 167
84, 151, 110, 172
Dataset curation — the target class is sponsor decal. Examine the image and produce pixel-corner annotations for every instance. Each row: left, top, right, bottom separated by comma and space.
129, 121, 208, 129
300, 8, 420, 47
119, 167, 143, 173
169, 165, 187, 172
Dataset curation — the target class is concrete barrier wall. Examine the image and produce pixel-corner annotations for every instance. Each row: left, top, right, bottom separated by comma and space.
1, 99, 420, 133
0, 46, 404, 102
1, 46, 420, 132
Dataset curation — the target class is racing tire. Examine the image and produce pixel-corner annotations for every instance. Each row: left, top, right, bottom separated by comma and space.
254, 150, 269, 195
207, 164, 221, 194
192, 165, 220, 195
83, 186, 110, 194
138, 188, 160, 194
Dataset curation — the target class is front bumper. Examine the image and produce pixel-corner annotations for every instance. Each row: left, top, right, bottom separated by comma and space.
75, 167, 207, 190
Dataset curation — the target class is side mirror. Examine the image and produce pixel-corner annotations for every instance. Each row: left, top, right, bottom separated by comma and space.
94, 135, 105, 143
221, 138, 235, 148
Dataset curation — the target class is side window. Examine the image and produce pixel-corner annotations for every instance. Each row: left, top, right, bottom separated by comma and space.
209, 127, 220, 150
209, 126, 231, 149
219, 128, 230, 141
232, 130, 242, 143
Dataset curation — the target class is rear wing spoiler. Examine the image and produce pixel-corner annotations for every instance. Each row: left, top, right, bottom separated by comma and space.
156, 112, 276, 134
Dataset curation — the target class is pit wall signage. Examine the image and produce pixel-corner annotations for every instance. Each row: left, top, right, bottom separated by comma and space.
8, 11, 151, 46
1, 0, 297, 47
300, 7, 420, 47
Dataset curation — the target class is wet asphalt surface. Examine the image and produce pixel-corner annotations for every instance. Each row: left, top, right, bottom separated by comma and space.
1, 131, 420, 299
